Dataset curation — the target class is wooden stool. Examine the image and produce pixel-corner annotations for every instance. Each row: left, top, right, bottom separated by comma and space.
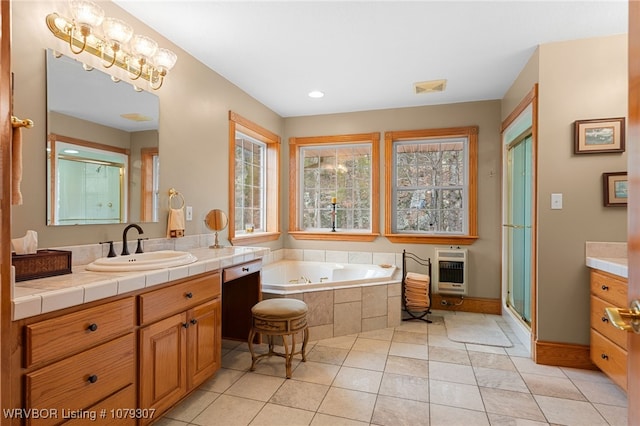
247, 298, 309, 378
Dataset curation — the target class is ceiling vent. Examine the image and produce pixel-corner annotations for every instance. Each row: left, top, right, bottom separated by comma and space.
120, 113, 153, 122
414, 79, 447, 94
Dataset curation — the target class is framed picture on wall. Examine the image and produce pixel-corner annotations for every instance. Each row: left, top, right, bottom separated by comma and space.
603, 172, 628, 207
574, 117, 625, 154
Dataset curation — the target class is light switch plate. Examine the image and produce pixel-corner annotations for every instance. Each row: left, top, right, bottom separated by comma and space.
186, 206, 193, 221
551, 193, 563, 210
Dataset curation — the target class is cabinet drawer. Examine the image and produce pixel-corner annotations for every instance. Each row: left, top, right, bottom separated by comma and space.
65, 384, 137, 426
590, 296, 628, 349
223, 260, 262, 282
590, 329, 627, 390
139, 272, 221, 325
26, 333, 135, 426
590, 270, 627, 307
25, 297, 135, 367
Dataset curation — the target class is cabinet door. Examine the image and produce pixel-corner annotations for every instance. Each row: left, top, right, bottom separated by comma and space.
188, 298, 222, 389
139, 312, 187, 420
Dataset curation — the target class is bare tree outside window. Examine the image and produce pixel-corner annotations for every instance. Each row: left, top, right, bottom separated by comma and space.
384, 126, 478, 245
289, 132, 379, 242
394, 140, 466, 233
235, 133, 266, 233
228, 111, 280, 244
300, 144, 371, 231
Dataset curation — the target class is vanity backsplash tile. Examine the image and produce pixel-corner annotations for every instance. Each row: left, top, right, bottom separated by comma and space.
266, 248, 402, 268
585, 241, 627, 259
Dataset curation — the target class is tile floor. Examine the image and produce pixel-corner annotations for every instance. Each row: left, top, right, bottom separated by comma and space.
156, 311, 628, 426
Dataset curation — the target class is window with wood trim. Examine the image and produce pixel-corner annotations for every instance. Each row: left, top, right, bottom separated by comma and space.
140, 147, 159, 222
228, 112, 280, 244
385, 126, 478, 245
289, 133, 379, 242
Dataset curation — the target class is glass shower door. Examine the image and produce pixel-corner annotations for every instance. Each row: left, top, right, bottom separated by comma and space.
507, 135, 532, 324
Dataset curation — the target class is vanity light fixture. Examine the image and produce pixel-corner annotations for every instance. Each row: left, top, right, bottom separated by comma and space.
102, 17, 133, 68
46, 0, 177, 90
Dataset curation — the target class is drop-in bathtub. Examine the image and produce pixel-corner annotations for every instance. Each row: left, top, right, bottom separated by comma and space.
261, 260, 399, 293
260, 259, 402, 339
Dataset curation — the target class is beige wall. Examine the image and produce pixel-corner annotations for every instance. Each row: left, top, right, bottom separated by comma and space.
49, 112, 156, 224
11, 0, 284, 248
501, 47, 539, 121
12, 2, 628, 347
49, 112, 132, 149
535, 35, 627, 345
284, 101, 504, 299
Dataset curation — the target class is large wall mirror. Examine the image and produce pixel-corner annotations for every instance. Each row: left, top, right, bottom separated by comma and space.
45, 49, 160, 226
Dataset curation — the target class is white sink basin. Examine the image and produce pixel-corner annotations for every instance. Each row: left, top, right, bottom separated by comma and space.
86, 250, 197, 272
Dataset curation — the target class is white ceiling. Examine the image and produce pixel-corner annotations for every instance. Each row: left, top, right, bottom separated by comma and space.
47, 49, 159, 131
112, 0, 628, 118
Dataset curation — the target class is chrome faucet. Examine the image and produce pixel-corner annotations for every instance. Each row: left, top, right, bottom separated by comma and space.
122, 224, 144, 256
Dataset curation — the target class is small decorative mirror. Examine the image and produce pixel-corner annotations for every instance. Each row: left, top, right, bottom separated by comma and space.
204, 209, 229, 248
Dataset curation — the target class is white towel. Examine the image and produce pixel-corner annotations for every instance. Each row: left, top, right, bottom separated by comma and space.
167, 208, 185, 238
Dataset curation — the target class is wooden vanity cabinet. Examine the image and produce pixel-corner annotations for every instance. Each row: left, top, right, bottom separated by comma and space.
11, 270, 224, 426
22, 298, 136, 426
589, 269, 628, 390
139, 272, 221, 424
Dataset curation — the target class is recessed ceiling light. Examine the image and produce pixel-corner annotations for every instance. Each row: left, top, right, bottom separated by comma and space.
308, 90, 324, 98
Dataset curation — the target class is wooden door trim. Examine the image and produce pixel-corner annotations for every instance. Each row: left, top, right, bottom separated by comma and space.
627, 0, 639, 422
1, 0, 13, 412
500, 84, 539, 352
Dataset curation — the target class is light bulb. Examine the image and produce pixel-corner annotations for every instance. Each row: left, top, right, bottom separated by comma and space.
103, 17, 133, 47
69, 0, 104, 29
131, 34, 158, 60
153, 48, 177, 73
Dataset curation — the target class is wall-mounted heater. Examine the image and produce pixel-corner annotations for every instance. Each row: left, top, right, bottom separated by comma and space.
435, 248, 468, 295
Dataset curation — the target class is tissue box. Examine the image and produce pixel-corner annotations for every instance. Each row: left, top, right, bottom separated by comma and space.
12, 250, 72, 282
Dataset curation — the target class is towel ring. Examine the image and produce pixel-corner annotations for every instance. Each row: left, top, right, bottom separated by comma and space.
168, 188, 185, 209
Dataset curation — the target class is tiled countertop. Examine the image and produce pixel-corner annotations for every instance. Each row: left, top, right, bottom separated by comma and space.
585, 256, 628, 279
12, 246, 269, 321
584, 241, 627, 279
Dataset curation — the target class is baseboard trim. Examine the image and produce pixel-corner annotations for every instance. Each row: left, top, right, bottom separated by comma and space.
534, 340, 597, 370
431, 295, 501, 315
